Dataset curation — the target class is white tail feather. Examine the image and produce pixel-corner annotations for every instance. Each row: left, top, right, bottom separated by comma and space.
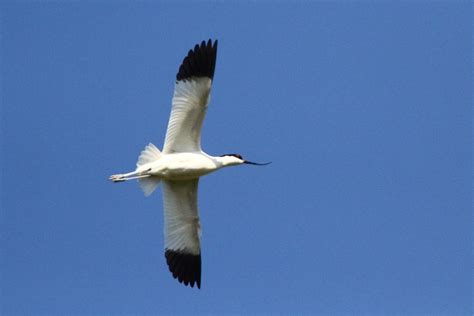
139, 176, 161, 197
136, 143, 162, 196
137, 143, 162, 167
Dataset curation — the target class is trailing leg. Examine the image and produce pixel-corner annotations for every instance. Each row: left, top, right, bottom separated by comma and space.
109, 168, 151, 182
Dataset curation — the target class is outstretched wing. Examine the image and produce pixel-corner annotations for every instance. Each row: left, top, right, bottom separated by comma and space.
162, 39, 218, 154
162, 179, 202, 288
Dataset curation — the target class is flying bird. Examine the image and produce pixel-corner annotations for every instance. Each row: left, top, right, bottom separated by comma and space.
109, 39, 269, 289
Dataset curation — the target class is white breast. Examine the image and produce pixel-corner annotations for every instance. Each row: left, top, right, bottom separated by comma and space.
146, 152, 218, 180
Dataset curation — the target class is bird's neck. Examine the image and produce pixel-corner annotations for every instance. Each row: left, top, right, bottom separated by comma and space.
212, 156, 242, 168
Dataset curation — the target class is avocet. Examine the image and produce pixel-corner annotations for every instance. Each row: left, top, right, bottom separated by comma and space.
109, 39, 269, 289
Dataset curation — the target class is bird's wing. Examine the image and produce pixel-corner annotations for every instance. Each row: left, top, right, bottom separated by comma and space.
162, 39, 218, 154
162, 179, 202, 288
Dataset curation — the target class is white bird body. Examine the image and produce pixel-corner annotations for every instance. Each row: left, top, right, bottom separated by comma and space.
136, 152, 242, 181
109, 40, 268, 289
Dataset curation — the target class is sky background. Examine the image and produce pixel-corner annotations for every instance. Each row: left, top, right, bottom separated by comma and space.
1, 1, 472, 315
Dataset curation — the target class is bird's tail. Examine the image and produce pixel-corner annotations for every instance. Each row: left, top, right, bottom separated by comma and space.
136, 143, 162, 167
109, 143, 162, 197
136, 143, 162, 196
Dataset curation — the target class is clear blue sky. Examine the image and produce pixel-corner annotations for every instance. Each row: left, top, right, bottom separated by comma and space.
1, 2, 471, 315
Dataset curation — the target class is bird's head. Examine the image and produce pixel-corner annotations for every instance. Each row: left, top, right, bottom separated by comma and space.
219, 154, 271, 167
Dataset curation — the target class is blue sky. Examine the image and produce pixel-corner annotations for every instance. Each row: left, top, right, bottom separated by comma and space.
1, 2, 471, 315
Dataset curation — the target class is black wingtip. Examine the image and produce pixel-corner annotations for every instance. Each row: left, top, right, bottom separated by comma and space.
165, 249, 201, 289
176, 39, 218, 82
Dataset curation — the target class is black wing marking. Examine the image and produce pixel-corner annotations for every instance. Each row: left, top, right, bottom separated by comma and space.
165, 249, 201, 289
176, 39, 218, 82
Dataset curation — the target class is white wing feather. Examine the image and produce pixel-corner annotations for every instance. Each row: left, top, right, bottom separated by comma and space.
162, 78, 212, 154
162, 179, 201, 255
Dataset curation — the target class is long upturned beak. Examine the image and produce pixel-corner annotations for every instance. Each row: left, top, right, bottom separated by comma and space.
243, 160, 271, 166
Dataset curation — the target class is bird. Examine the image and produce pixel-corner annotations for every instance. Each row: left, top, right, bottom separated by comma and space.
109, 39, 269, 289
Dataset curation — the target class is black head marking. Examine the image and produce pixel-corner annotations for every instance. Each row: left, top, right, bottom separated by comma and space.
220, 153, 243, 160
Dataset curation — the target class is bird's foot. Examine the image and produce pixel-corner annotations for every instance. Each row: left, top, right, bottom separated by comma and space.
109, 174, 125, 182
